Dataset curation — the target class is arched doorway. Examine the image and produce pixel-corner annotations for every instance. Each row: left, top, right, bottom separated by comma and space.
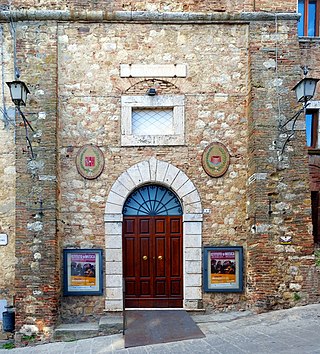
104, 158, 203, 311
123, 184, 183, 308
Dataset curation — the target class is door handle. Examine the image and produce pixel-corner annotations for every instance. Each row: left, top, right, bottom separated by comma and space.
142, 255, 148, 261
158, 255, 163, 260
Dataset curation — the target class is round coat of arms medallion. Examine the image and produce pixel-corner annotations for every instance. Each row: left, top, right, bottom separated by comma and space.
202, 142, 230, 178
76, 145, 105, 180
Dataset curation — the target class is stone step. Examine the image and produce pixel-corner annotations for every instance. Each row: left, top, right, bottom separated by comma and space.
99, 315, 123, 335
53, 315, 123, 342
54, 322, 99, 341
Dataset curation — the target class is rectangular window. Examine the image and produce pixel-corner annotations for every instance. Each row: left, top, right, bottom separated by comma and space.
298, 0, 319, 36
132, 109, 173, 135
306, 109, 319, 148
121, 95, 185, 146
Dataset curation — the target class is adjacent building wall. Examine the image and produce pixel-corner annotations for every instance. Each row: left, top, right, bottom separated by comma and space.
0, 24, 15, 309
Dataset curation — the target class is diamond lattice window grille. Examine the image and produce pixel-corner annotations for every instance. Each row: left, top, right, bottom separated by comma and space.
132, 109, 173, 135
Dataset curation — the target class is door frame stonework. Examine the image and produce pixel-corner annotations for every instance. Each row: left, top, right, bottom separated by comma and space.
104, 157, 203, 311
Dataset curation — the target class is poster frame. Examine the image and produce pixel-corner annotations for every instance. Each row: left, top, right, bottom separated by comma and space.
203, 246, 244, 293
63, 249, 103, 296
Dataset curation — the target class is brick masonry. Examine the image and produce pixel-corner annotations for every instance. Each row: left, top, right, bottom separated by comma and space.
0, 1, 319, 343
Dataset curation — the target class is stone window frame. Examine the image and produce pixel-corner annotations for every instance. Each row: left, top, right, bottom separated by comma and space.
121, 95, 185, 146
104, 158, 203, 311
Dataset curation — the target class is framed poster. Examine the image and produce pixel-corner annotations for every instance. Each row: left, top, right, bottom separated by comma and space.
203, 246, 243, 292
63, 249, 103, 296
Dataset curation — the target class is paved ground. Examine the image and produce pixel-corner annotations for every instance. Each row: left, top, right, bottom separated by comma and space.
1, 304, 320, 353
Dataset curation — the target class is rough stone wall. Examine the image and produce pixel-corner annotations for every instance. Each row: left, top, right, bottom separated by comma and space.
8, 0, 297, 13
0, 23, 15, 305
57, 22, 250, 318
9, 22, 59, 342
300, 40, 320, 92
253, 0, 297, 12
7, 0, 297, 13
247, 19, 317, 310
10, 1, 228, 12
0, 124, 15, 301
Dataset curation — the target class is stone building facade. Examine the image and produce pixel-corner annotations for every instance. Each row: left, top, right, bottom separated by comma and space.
0, 0, 319, 344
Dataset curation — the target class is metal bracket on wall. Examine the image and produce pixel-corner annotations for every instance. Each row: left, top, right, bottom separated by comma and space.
17, 105, 35, 159
277, 103, 308, 158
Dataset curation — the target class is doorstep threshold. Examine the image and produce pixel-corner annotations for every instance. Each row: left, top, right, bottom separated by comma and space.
125, 308, 185, 311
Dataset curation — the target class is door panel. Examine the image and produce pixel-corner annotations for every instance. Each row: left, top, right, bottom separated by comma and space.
170, 237, 181, 277
123, 216, 183, 308
155, 219, 165, 233
155, 237, 165, 277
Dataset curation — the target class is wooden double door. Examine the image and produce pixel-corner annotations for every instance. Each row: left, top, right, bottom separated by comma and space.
123, 216, 183, 308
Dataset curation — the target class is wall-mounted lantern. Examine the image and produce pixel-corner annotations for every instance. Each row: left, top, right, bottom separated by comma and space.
6, 79, 34, 159
292, 77, 319, 103
278, 69, 319, 157
6, 80, 30, 106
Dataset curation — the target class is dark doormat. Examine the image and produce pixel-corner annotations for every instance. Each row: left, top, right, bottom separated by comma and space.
124, 310, 205, 348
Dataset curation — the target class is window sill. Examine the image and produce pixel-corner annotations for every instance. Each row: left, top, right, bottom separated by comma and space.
121, 134, 185, 146
299, 36, 320, 42
308, 148, 320, 155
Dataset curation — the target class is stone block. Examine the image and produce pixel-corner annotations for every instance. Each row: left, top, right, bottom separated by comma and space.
105, 203, 123, 214
182, 190, 201, 205
126, 164, 143, 186
184, 234, 202, 248
116, 171, 137, 191
106, 275, 123, 287
105, 249, 122, 262
164, 164, 180, 185
185, 260, 202, 274
148, 157, 157, 181
120, 63, 187, 78
106, 191, 125, 206
185, 274, 202, 287
156, 160, 169, 182
184, 222, 202, 235
177, 179, 196, 197
105, 223, 122, 236
137, 160, 151, 182
99, 315, 123, 334
105, 235, 122, 248
185, 247, 202, 261
105, 261, 122, 275
110, 180, 130, 200
185, 286, 202, 300
171, 170, 189, 191
105, 300, 123, 312
53, 323, 99, 341
105, 287, 123, 299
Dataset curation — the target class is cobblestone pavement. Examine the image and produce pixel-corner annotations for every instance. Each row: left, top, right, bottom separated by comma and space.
1, 304, 320, 353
